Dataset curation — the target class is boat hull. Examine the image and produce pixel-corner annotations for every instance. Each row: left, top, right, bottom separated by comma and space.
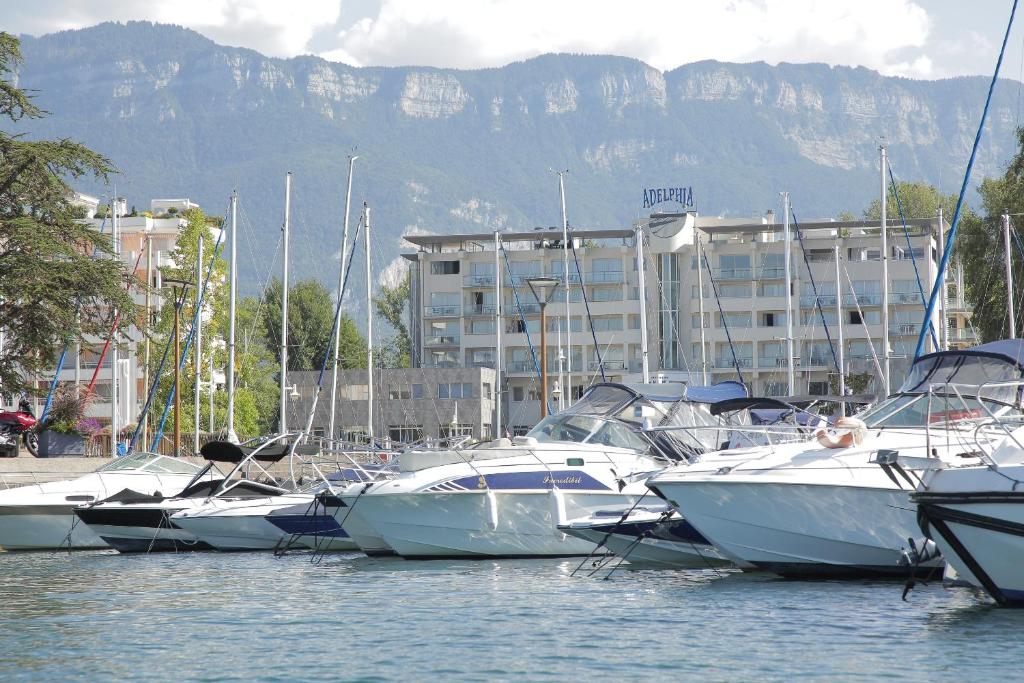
73, 505, 210, 553
0, 506, 105, 550
651, 479, 936, 576
265, 513, 359, 552
917, 490, 1024, 606
354, 490, 638, 558
334, 496, 397, 556
172, 511, 305, 551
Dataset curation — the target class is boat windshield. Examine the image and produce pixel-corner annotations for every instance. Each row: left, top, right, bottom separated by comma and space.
527, 415, 651, 452
98, 452, 206, 474
858, 393, 1015, 429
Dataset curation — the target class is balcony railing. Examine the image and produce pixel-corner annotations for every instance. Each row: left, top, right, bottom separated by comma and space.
714, 357, 753, 368
589, 360, 627, 371
757, 267, 786, 279
801, 355, 833, 367
464, 304, 496, 316
891, 292, 923, 305
585, 271, 624, 284
424, 304, 460, 317
843, 293, 882, 306
424, 360, 459, 369
949, 328, 979, 341
462, 274, 496, 288
712, 267, 753, 280
758, 356, 787, 368
799, 294, 838, 308
467, 360, 495, 368
506, 360, 536, 373
425, 335, 460, 346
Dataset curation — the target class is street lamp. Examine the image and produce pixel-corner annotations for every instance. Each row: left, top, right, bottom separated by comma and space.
164, 277, 193, 457
525, 276, 560, 418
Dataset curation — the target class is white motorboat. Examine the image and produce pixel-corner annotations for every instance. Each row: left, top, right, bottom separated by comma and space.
647, 341, 1024, 577
912, 418, 1024, 606
340, 381, 746, 558
558, 503, 730, 567
73, 439, 292, 552
0, 452, 211, 550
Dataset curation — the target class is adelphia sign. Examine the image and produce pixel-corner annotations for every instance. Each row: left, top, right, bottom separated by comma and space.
643, 186, 694, 210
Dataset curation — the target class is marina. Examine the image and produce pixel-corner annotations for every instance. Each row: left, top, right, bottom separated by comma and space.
8, 2, 1024, 681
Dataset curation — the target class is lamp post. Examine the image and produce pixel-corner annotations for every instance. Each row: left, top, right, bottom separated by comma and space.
165, 278, 193, 456
526, 276, 560, 418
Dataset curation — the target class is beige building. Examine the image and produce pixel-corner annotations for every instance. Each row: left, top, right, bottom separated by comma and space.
404, 212, 975, 430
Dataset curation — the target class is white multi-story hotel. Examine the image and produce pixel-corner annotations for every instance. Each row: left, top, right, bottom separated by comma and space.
1, 195, 221, 441
405, 211, 974, 432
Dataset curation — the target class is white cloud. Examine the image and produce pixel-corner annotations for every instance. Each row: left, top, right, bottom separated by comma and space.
322, 0, 933, 76
11, 0, 986, 79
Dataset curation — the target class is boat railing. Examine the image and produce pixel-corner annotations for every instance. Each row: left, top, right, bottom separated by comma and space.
924, 380, 1024, 466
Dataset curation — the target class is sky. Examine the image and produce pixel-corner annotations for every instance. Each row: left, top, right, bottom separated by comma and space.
4, 0, 1022, 80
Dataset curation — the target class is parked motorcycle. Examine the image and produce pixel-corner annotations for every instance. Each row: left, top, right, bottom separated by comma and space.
0, 399, 39, 456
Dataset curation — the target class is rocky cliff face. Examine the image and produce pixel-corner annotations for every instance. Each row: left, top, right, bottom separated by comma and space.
11, 21, 1019, 297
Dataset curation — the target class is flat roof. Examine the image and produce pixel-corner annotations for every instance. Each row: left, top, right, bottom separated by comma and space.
403, 227, 634, 247
699, 218, 936, 235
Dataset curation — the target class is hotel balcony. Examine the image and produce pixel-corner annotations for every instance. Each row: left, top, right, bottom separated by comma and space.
424, 304, 461, 317
462, 274, 496, 288
464, 304, 496, 316
425, 335, 460, 347
758, 356, 787, 368
713, 357, 753, 369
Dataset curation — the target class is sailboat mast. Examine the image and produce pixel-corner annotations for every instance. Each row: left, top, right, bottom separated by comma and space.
364, 203, 374, 445
494, 230, 503, 439
635, 223, 650, 383
279, 172, 291, 435
880, 145, 891, 394
558, 171, 572, 405
696, 234, 708, 385
110, 197, 119, 457
329, 155, 357, 441
835, 241, 845, 417
227, 191, 237, 442
937, 207, 948, 350
1005, 211, 1016, 339
783, 192, 795, 396
193, 234, 203, 454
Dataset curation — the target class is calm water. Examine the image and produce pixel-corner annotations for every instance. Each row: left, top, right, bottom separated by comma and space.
1, 550, 1021, 682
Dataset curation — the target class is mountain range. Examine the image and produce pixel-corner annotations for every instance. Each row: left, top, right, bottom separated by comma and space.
10, 21, 1023, 303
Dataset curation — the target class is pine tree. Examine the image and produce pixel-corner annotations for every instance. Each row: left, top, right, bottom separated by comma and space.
0, 33, 135, 394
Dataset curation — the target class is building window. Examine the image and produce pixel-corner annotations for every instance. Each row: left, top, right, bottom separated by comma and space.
430, 260, 460, 275
512, 386, 524, 402
483, 382, 492, 399
388, 386, 411, 400
763, 381, 787, 397
591, 316, 624, 331
628, 314, 640, 330
808, 381, 829, 396
340, 384, 368, 401
758, 282, 786, 297
388, 426, 424, 443
718, 312, 751, 328
440, 423, 474, 439
759, 311, 786, 327
717, 283, 751, 298
591, 286, 622, 302
438, 383, 474, 399
412, 383, 424, 399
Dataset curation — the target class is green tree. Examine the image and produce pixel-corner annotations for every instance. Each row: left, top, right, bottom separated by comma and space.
863, 181, 960, 222
374, 272, 411, 368
260, 278, 367, 371
958, 127, 1024, 342
0, 33, 135, 394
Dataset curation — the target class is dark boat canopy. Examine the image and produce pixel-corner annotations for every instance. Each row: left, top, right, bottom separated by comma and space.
899, 339, 1024, 403
610, 380, 747, 406
198, 440, 313, 464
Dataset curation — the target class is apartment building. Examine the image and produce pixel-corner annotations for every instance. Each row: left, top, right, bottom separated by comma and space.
678, 216, 972, 397
3, 195, 221, 433
404, 212, 974, 429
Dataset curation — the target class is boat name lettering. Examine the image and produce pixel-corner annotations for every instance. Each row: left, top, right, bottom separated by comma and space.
543, 475, 583, 485
643, 186, 693, 210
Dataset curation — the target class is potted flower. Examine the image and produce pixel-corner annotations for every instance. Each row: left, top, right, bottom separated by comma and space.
37, 387, 96, 457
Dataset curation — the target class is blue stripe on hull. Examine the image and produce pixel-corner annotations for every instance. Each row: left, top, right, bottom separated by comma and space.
265, 514, 350, 538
